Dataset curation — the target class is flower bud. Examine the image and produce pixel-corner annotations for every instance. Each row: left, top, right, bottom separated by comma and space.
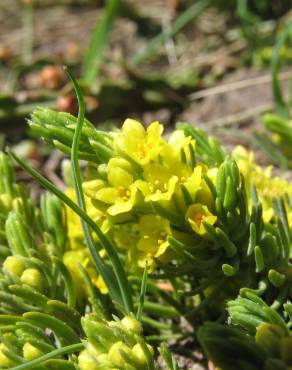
0, 343, 15, 367
3, 256, 25, 277
108, 341, 132, 368
78, 349, 99, 370
108, 158, 133, 174
121, 316, 142, 335
82, 316, 114, 352
132, 343, 154, 367
23, 343, 44, 361
20, 268, 43, 291
0, 193, 12, 212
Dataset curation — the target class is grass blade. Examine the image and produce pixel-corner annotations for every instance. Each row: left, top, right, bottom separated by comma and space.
82, 0, 121, 85
271, 22, 292, 118
66, 67, 133, 313
131, 0, 211, 66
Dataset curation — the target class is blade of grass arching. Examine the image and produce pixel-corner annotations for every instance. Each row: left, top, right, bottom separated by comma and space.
9, 342, 84, 370
136, 261, 148, 321
82, 0, 120, 85
131, 0, 211, 66
61, 68, 133, 314
21, 0, 34, 64
271, 22, 292, 119
8, 148, 124, 310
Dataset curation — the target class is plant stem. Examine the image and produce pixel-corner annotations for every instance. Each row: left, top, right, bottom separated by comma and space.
66, 67, 133, 313
82, 0, 120, 86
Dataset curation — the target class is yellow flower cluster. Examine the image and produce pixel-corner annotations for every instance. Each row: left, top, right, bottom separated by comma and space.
66, 119, 217, 274
64, 119, 292, 289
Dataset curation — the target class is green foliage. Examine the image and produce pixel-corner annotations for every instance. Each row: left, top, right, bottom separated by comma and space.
24, 100, 292, 368
2, 68, 292, 369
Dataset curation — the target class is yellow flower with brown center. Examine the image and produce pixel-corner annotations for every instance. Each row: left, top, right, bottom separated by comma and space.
83, 157, 138, 217
136, 214, 172, 268
186, 204, 217, 236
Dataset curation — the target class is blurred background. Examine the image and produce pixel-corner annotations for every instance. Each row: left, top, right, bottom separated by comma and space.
0, 0, 291, 183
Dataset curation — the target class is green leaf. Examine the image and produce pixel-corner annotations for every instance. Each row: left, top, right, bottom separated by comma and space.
23, 312, 80, 346
51, 257, 76, 309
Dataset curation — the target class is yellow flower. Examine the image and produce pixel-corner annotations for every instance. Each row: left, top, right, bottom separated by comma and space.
136, 215, 171, 268
108, 341, 132, 368
180, 166, 202, 196
63, 249, 108, 294
167, 129, 196, 163
84, 158, 137, 216
114, 118, 164, 165
136, 165, 178, 203
113, 224, 140, 251
3, 256, 25, 278
23, 343, 44, 361
92, 275, 108, 295
81, 179, 105, 199
0, 343, 15, 367
175, 165, 204, 212
66, 188, 110, 250
20, 268, 43, 291
186, 204, 217, 236
121, 316, 142, 334
95, 184, 137, 216
134, 130, 201, 206
112, 223, 140, 272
